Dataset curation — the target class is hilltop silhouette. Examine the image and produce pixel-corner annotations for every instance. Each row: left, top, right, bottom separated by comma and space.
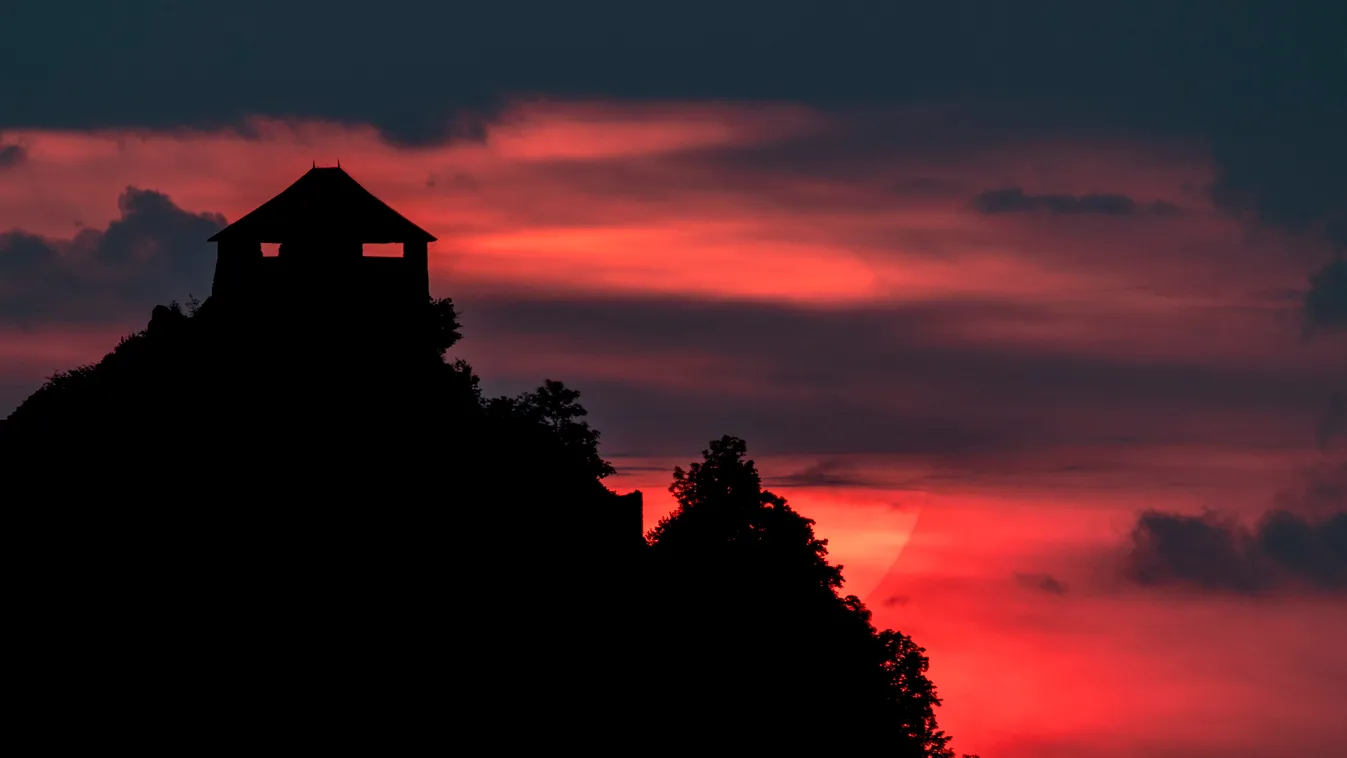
3, 168, 972, 755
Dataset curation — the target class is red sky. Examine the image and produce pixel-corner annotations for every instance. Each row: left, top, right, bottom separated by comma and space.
2, 101, 1345, 756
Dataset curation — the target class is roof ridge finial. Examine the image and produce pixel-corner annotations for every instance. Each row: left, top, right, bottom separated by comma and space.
312, 160, 316, 169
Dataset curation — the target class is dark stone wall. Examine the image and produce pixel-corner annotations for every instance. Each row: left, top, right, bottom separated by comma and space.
211, 240, 262, 298
212, 243, 430, 309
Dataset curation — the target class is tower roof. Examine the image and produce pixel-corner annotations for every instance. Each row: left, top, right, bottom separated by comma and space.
208, 166, 437, 244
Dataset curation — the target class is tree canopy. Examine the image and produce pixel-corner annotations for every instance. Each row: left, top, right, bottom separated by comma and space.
645, 435, 960, 756
2, 296, 973, 755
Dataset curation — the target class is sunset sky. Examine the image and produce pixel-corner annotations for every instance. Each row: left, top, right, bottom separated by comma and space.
4, 3, 1347, 755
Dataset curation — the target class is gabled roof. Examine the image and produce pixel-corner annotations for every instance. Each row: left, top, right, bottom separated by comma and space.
208, 166, 437, 244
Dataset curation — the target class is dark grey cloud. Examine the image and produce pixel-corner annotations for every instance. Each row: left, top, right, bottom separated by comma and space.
454, 292, 1331, 457
4, 2, 1346, 274
1015, 572, 1068, 595
767, 458, 877, 488
1317, 394, 1346, 451
1303, 258, 1347, 333
888, 177, 964, 199
4, 3, 1344, 145
973, 188, 1181, 217
1209, 122, 1347, 250
0, 141, 26, 169
1126, 510, 1252, 591
1124, 508, 1346, 594
1273, 462, 1347, 514
0, 188, 225, 325
667, 105, 1089, 192
523, 377, 1007, 460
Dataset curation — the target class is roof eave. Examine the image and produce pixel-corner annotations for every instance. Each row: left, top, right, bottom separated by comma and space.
208, 228, 438, 244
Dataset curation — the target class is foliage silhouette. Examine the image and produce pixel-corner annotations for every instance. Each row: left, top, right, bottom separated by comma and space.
2, 292, 640, 748
3, 298, 973, 754
645, 436, 960, 756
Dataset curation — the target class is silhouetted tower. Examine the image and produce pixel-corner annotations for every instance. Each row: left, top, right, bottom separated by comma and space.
209, 166, 436, 308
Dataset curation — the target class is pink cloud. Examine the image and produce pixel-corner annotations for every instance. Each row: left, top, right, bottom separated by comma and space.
0, 101, 1305, 310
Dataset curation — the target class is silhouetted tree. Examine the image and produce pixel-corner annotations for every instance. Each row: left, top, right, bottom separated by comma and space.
486, 379, 616, 482
426, 295, 464, 356
2, 297, 971, 754
1, 292, 641, 750
646, 436, 956, 756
